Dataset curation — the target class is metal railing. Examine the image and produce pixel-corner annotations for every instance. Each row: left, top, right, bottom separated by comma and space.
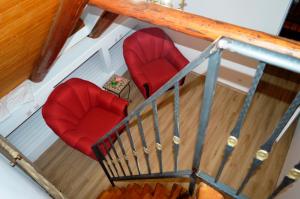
92, 37, 300, 199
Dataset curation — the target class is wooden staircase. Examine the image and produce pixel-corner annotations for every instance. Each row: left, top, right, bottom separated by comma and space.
98, 183, 224, 199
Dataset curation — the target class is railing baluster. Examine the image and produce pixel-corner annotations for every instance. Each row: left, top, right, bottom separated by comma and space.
189, 49, 222, 194
237, 91, 300, 195
125, 122, 141, 175
115, 131, 133, 175
103, 141, 119, 177
215, 62, 265, 182
92, 144, 115, 186
173, 81, 181, 172
108, 136, 126, 176
152, 101, 163, 173
103, 158, 115, 178
99, 142, 115, 178
268, 162, 300, 199
137, 113, 152, 174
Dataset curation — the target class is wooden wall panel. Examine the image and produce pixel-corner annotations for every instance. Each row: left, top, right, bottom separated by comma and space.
0, 0, 59, 98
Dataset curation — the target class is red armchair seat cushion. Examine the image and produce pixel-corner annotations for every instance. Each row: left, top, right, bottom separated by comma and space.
76, 107, 123, 157
42, 78, 128, 159
142, 58, 178, 93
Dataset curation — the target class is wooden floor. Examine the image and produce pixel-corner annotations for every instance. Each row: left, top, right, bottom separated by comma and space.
35, 67, 300, 199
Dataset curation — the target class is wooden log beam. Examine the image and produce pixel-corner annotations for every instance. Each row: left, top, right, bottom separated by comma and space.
89, 11, 119, 38
89, 0, 300, 59
30, 0, 88, 82
0, 135, 65, 199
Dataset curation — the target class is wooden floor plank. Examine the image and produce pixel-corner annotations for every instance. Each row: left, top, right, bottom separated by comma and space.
35, 69, 299, 199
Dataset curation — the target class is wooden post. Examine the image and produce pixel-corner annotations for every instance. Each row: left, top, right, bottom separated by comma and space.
30, 0, 88, 82
0, 135, 66, 199
89, 11, 119, 38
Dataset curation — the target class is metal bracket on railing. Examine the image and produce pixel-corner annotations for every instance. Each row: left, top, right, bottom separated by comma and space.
9, 154, 22, 167
156, 143, 162, 151
255, 150, 269, 161
132, 150, 138, 157
173, 136, 180, 145
227, 136, 238, 148
287, 168, 300, 180
144, 147, 150, 154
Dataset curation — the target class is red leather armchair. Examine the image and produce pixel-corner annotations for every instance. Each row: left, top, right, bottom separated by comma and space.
42, 78, 128, 159
123, 27, 189, 98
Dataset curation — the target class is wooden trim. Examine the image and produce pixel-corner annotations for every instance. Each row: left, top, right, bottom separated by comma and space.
89, 0, 300, 59
0, 135, 65, 199
88, 11, 119, 38
30, 0, 88, 82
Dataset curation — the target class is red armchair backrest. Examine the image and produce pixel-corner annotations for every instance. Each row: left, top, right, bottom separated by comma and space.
123, 27, 177, 64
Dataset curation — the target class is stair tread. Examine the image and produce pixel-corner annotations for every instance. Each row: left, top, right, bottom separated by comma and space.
142, 193, 154, 199
197, 183, 224, 199
170, 184, 183, 199
98, 191, 111, 199
142, 183, 153, 195
153, 183, 170, 198
98, 182, 224, 199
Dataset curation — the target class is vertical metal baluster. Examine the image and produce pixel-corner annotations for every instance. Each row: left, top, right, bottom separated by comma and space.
103, 157, 115, 178
125, 122, 141, 175
152, 100, 163, 173
173, 81, 181, 172
115, 131, 133, 175
215, 62, 265, 182
108, 136, 126, 176
137, 113, 152, 174
268, 162, 300, 199
237, 91, 300, 195
103, 141, 119, 177
100, 142, 115, 178
92, 143, 115, 186
189, 49, 222, 194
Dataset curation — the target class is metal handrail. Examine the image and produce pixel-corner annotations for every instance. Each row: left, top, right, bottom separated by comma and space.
94, 38, 219, 145
92, 37, 300, 199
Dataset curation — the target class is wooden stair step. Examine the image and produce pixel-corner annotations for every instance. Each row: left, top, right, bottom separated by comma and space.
142, 193, 154, 199
169, 184, 183, 199
197, 183, 224, 199
124, 184, 140, 199
142, 183, 153, 195
98, 182, 224, 199
98, 191, 112, 199
153, 183, 170, 199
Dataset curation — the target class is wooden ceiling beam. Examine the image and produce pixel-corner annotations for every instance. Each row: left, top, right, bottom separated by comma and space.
30, 0, 88, 82
89, 11, 119, 38
89, 0, 300, 59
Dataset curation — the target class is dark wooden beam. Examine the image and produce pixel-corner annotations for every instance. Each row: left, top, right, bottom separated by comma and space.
89, 11, 119, 38
72, 18, 85, 36
30, 0, 88, 82
89, 0, 300, 59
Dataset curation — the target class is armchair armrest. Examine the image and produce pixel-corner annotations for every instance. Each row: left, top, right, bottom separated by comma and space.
110, 96, 129, 116
95, 89, 128, 116
132, 73, 150, 98
124, 49, 150, 97
166, 45, 189, 71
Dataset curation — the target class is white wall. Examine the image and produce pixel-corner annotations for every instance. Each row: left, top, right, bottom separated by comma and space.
276, 119, 300, 199
0, 155, 50, 199
173, 0, 292, 35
